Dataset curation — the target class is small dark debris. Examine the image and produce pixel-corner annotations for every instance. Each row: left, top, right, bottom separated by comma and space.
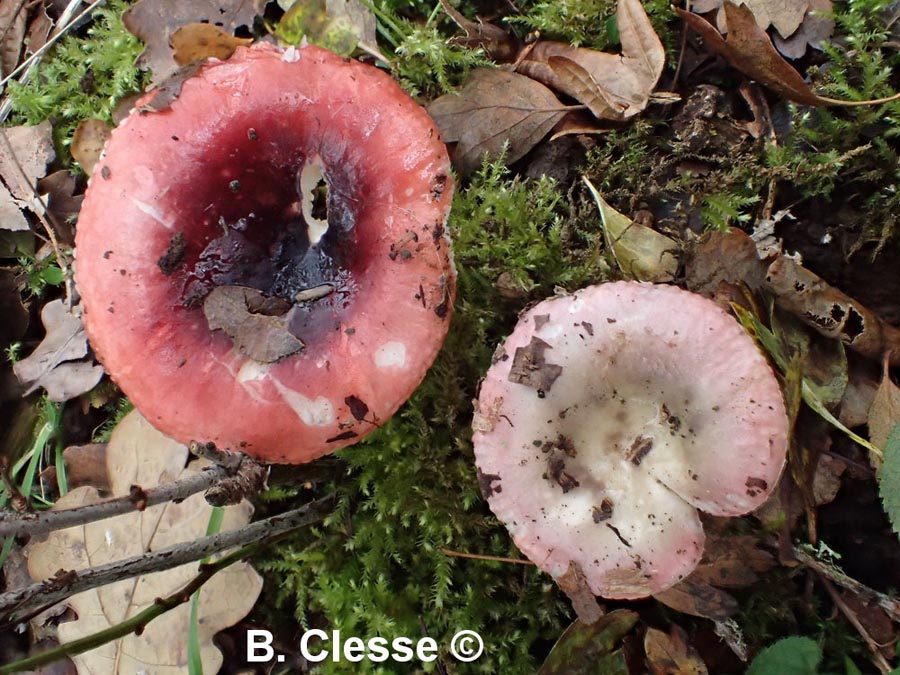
477, 468, 502, 498
625, 436, 653, 465
345, 395, 369, 421
326, 430, 359, 443
745, 476, 768, 496
592, 497, 614, 523
157, 232, 186, 276
606, 523, 631, 547
508, 337, 563, 393
580, 321, 594, 336
100, 166, 111, 180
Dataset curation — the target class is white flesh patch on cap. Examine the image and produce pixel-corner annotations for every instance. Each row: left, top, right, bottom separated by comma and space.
473, 282, 788, 599
299, 157, 329, 246
272, 379, 335, 426
128, 196, 175, 230
375, 341, 407, 369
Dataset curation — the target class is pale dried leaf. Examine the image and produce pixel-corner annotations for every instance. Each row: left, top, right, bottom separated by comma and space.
584, 176, 678, 282
0, 0, 27, 78
0, 120, 55, 221
70, 119, 112, 177
0, 180, 29, 231
204, 285, 304, 363
12, 299, 104, 402
772, 0, 834, 57
740, 0, 810, 38
26, 411, 262, 675
427, 68, 571, 176
171, 23, 252, 65
869, 354, 900, 453
645, 626, 709, 675
123, 0, 266, 84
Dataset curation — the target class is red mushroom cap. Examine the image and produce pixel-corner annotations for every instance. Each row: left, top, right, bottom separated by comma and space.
472, 282, 788, 599
75, 43, 455, 463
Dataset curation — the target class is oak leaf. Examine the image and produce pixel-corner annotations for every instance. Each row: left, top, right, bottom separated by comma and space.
26, 411, 262, 674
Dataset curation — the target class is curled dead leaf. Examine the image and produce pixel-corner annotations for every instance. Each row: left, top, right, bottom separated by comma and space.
70, 119, 112, 176
516, 0, 664, 121
583, 176, 679, 282
678, 3, 826, 105
170, 23, 252, 66
12, 299, 104, 402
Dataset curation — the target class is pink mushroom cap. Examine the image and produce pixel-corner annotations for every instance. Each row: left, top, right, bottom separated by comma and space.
75, 43, 455, 464
472, 281, 788, 599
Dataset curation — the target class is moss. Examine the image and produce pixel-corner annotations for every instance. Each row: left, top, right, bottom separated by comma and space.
7, 0, 144, 161
254, 161, 606, 674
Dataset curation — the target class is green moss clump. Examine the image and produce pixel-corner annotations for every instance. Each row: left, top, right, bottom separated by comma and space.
7, 0, 144, 155
255, 161, 606, 674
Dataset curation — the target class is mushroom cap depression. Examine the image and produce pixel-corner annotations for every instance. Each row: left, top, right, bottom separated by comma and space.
75, 43, 455, 463
472, 282, 788, 599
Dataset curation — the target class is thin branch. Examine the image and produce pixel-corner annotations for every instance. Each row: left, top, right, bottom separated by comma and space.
794, 546, 900, 622
0, 530, 292, 674
0, 465, 231, 539
819, 576, 892, 674
0, 495, 334, 623
439, 547, 534, 566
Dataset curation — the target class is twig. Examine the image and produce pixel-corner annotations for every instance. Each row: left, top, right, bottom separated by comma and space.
819, 576, 892, 674
0, 465, 231, 539
439, 547, 534, 565
793, 546, 900, 622
670, 0, 690, 90
0, 495, 334, 623
0, 529, 294, 674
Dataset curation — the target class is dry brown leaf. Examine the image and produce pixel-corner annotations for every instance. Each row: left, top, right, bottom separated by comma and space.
0, 0, 27, 78
204, 285, 304, 363
772, 0, 834, 58
26, 410, 262, 674
39, 443, 110, 492
37, 170, 83, 245
645, 626, 709, 675
123, 0, 266, 84
427, 68, 572, 176
439, 0, 518, 61
765, 256, 900, 367
868, 354, 900, 453
678, 3, 825, 105
70, 119, 112, 177
685, 228, 768, 298
0, 120, 55, 230
548, 110, 608, 141
653, 576, 739, 620
839, 362, 879, 428
12, 299, 104, 402
690, 535, 775, 589
170, 23, 252, 65
516, 0, 664, 121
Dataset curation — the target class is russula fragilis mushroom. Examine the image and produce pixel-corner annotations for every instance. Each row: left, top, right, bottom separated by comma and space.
75, 43, 455, 464
472, 282, 788, 602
